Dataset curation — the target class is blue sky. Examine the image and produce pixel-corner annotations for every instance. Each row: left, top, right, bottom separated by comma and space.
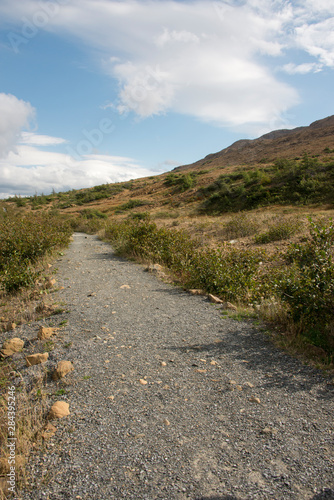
0, 0, 333, 197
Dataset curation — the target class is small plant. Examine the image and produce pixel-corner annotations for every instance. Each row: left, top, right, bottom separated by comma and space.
14, 197, 26, 207
129, 212, 150, 221
55, 389, 67, 396
43, 341, 54, 352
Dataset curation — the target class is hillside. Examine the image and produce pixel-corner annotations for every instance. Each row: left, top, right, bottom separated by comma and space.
4, 114, 333, 222
175, 115, 334, 171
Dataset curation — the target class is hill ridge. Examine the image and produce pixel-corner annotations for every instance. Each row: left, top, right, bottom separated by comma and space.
175, 114, 334, 171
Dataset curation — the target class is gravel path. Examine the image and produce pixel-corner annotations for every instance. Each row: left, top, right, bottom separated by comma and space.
17, 233, 334, 500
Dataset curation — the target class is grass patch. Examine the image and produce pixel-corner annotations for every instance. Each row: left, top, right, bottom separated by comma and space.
153, 211, 180, 219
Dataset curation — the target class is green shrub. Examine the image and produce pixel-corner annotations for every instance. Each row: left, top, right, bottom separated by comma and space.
0, 213, 72, 292
14, 197, 26, 207
80, 209, 107, 219
115, 199, 147, 213
129, 212, 150, 221
276, 218, 334, 350
164, 172, 197, 192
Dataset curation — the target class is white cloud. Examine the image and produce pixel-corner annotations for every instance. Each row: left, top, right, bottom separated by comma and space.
20, 132, 67, 146
282, 62, 323, 74
0, 93, 35, 158
295, 17, 334, 68
1, 0, 333, 139
155, 29, 200, 47
0, 143, 160, 197
0, 0, 301, 127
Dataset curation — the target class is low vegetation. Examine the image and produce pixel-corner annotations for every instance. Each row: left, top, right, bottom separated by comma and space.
199, 154, 334, 213
0, 211, 72, 293
164, 172, 197, 192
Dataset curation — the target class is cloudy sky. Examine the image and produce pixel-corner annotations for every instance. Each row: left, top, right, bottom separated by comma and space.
0, 0, 333, 197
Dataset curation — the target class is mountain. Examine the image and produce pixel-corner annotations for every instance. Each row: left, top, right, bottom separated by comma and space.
175, 115, 334, 171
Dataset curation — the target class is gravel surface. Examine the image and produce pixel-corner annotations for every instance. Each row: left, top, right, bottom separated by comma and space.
9, 233, 334, 499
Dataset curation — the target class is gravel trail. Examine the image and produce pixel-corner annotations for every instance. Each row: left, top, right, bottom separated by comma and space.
18, 233, 334, 499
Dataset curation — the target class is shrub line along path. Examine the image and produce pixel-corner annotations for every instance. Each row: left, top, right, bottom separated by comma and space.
19, 233, 334, 500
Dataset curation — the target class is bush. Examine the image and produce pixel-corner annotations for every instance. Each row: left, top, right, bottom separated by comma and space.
129, 212, 150, 221
0, 213, 72, 292
164, 172, 197, 192
114, 199, 147, 213
200, 156, 334, 213
14, 197, 26, 207
74, 184, 125, 205
80, 209, 107, 219
276, 218, 334, 350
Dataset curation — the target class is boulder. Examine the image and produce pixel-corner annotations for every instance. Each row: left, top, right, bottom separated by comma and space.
45, 278, 56, 289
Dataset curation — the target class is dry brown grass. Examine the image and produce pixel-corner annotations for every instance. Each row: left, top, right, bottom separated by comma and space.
0, 256, 66, 498
0, 359, 49, 498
